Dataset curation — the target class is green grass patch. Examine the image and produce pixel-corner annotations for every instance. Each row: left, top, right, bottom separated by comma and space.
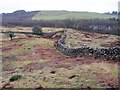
4, 38, 53, 56
3, 59, 48, 69
32, 11, 117, 20
23, 38, 53, 47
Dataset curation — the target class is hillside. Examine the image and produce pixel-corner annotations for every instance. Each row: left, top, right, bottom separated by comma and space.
1, 27, 119, 88
64, 29, 119, 48
2, 10, 117, 21
32, 10, 117, 20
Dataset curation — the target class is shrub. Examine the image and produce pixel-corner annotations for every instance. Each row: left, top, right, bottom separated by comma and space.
5, 31, 15, 40
5, 31, 15, 37
32, 26, 43, 35
9, 74, 22, 82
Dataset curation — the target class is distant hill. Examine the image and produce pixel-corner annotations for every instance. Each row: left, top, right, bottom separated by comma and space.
2, 10, 118, 35
2, 10, 117, 21
32, 10, 117, 20
2, 10, 39, 21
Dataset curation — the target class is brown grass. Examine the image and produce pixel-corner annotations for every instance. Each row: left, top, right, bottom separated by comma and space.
65, 29, 119, 48
1, 27, 119, 88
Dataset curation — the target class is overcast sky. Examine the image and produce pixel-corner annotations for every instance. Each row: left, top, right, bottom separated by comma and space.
0, 0, 119, 13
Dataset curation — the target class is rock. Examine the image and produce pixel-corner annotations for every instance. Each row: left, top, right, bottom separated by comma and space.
50, 70, 56, 74
35, 84, 44, 89
69, 74, 79, 79
55, 29, 120, 61
1, 82, 14, 89
0, 82, 5, 89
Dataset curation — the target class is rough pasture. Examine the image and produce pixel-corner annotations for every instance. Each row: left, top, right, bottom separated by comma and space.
32, 11, 117, 20
1, 27, 119, 88
64, 29, 119, 48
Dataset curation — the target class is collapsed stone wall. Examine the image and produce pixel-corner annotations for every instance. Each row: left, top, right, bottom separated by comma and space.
43, 30, 64, 38
54, 30, 120, 61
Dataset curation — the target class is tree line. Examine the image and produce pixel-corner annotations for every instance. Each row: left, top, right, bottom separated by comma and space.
2, 10, 119, 35
2, 18, 119, 35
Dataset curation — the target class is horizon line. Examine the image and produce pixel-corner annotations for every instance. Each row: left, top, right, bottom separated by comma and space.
1, 9, 119, 14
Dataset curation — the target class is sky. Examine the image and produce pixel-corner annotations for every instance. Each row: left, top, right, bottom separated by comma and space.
0, 0, 119, 14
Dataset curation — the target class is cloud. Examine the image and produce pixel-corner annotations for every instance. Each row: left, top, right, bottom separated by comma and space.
0, 0, 119, 13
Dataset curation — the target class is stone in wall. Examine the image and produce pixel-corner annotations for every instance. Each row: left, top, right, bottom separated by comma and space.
55, 29, 120, 61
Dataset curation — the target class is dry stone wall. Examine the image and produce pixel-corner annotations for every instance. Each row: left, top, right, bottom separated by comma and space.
54, 29, 120, 61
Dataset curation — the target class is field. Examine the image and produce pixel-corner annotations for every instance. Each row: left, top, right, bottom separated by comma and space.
64, 29, 119, 48
1, 27, 119, 88
32, 11, 117, 20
